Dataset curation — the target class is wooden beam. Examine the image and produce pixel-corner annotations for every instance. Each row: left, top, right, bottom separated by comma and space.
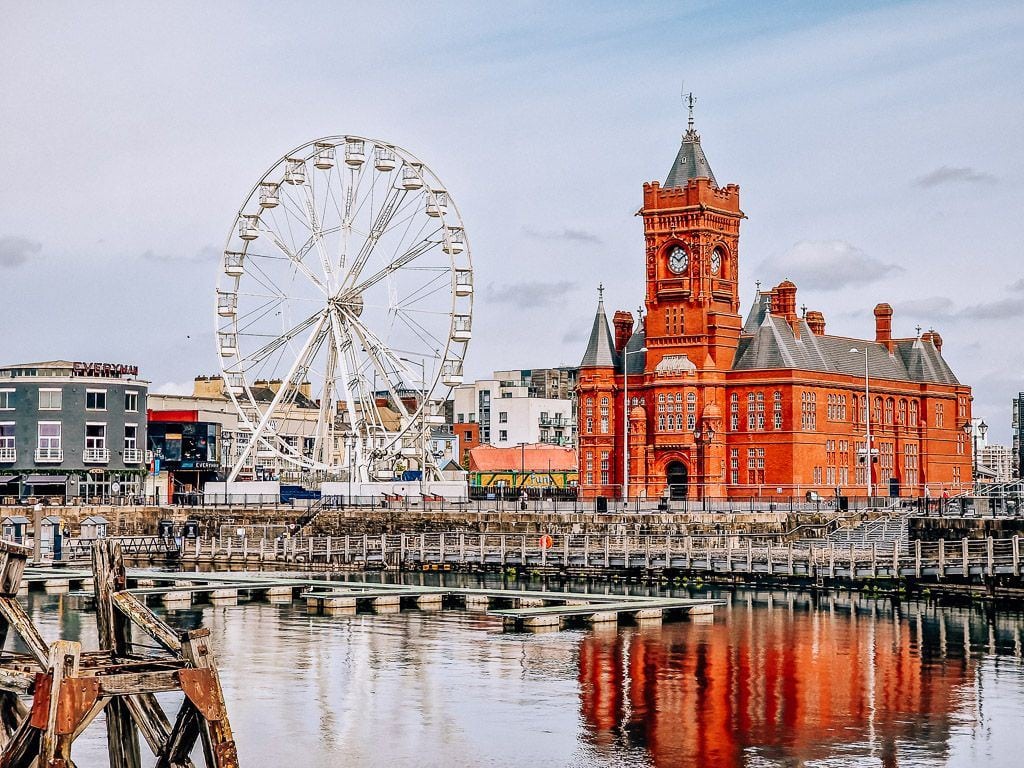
0, 712, 40, 768
0, 598, 48, 669
180, 630, 238, 768
154, 701, 200, 768
39, 640, 81, 766
111, 592, 182, 653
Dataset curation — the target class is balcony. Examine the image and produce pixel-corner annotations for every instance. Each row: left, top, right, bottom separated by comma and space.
83, 448, 111, 464
539, 415, 572, 427
122, 448, 143, 464
0, 447, 15, 463
35, 448, 63, 463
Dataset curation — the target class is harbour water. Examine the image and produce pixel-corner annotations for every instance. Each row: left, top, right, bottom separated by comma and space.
21, 575, 1024, 767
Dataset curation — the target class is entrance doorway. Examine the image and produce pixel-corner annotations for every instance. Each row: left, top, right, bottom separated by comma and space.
666, 462, 688, 500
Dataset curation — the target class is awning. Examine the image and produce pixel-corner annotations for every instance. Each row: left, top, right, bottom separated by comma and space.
23, 475, 69, 485
0, 475, 19, 484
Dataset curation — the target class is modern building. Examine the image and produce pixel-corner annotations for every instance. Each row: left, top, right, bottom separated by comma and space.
453, 375, 575, 447
0, 360, 148, 501
1013, 393, 1024, 479
980, 444, 1013, 484
451, 421, 480, 467
576, 101, 972, 501
467, 443, 577, 491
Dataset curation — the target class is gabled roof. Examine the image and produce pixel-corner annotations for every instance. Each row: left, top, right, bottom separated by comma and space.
732, 314, 961, 385
665, 126, 717, 188
579, 291, 619, 369
468, 444, 577, 473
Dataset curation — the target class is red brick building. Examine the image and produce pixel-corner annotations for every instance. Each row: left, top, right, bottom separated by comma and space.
577, 106, 971, 501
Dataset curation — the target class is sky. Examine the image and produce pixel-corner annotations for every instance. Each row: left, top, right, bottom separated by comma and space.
1, 0, 1022, 441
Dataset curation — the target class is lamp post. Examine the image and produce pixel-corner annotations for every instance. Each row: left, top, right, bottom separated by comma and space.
622, 346, 648, 504
693, 424, 716, 512
963, 418, 988, 488
850, 347, 872, 502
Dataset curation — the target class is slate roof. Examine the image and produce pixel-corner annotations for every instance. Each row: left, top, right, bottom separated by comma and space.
579, 295, 619, 369
623, 324, 647, 374
665, 127, 717, 188
732, 314, 960, 386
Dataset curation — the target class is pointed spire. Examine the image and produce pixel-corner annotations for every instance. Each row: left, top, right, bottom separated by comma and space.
579, 286, 619, 369
665, 92, 717, 188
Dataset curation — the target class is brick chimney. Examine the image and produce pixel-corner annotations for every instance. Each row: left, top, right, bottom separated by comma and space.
193, 376, 224, 398
922, 329, 943, 354
874, 303, 893, 351
806, 311, 826, 336
773, 280, 799, 335
612, 310, 634, 353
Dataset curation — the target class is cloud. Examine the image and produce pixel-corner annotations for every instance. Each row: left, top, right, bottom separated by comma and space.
0, 236, 42, 268
1010, 278, 1024, 292
758, 240, 904, 291
913, 166, 996, 188
152, 381, 195, 396
141, 244, 219, 263
958, 296, 1024, 320
487, 280, 577, 308
522, 227, 601, 244
894, 296, 956, 317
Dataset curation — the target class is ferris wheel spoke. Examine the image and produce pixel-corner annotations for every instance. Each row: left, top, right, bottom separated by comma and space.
236, 310, 324, 368
301, 183, 339, 295
327, 310, 371, 475
394, 270, 452, 308
393, 309, 449, 356
347, 236, 442, 297
227, 313, 328, 481
342, 315, 413, 421
339, 184, 409, 292
260, 222, 328, 294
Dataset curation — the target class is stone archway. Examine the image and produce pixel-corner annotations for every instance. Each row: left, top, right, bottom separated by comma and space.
666, 461, 688, 500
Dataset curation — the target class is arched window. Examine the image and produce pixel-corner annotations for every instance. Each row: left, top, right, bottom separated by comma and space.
773, 391, 783, 429
600, 397, 609, 434
730, 394, 739, 430
885, 398, 894, 425
687, 392, 696, 430
872, 397, 882, 425
910, 400, 919, 426
897, 399, 907, 425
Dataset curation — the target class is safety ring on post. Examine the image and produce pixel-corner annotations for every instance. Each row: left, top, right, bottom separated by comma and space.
539, 534, 554, 549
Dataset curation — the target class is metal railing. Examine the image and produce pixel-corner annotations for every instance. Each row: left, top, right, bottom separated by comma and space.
83, 448, 110, 463
34, 448, 63, 462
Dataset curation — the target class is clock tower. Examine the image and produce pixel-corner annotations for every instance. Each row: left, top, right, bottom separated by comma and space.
641, 98, 743, 373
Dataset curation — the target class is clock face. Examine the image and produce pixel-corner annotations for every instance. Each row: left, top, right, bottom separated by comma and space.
667, 246, 688, 274
711, 247, 723, 275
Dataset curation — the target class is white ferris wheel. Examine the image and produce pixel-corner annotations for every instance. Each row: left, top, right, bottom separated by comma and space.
215, 136, 473, 483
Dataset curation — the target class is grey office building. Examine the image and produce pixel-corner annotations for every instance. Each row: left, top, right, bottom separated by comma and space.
0, 361, 149, 501
1014, 392, 1024, 480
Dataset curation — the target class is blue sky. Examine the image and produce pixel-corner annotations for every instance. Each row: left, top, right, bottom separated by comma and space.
1, 0, 1022, 440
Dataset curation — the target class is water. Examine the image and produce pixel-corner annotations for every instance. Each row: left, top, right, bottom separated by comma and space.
19, 576, 1024, 767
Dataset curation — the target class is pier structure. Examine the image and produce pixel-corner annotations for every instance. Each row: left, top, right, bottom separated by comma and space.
0, 540, 238, 767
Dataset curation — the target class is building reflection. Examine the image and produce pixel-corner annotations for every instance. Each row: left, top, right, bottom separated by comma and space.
579, 593, 980, 767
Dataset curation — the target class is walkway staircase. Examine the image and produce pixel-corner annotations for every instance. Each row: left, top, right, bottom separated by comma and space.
828, 516, 909, 553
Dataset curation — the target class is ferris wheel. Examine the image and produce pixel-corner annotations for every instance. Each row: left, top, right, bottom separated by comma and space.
215, 136, 473, 483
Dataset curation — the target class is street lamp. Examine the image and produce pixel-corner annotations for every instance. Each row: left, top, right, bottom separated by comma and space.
693, 424, 716, 511
850, 347, 872, 501
622, 346, 648, 504
963, 418, 988, 488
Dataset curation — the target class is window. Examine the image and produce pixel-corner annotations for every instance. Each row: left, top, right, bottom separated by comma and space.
730, 448, 739, 485
872, 397, 882, 425
498, 411, 508, 423
687, 391, 696, 431
885, 398, 894, 425
600, 451, 609, 484
599, 398, 610, 434
904, 444, 918, 489
39, 389, 62, 410
86, 390, 107, 411
756, 392, 765, 430
499, 430, 507, 441
898, 400, 907, 425
86, 424, 107, 450
0, 424, 14, 460
125, 391, 139, 412
957, 432, 965, 455
855, 441, 866, 484
813, 466, 823, 485
953, 465, 961, 486
746, 448, 765, 485
936, 402, 944, 428
124, 424, 138, 450
37, 422, 62, 460
585, 452, 594, 485
910, 401, 919, 427
658, 415, 666, 431
730, 394, 739, 431
747, 393, 756, 430
773, 392, 783, 429
0, 390, 13, 411
801, 392, 817, 430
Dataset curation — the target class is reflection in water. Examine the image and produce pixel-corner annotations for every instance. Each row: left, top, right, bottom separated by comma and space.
12, 580, 1024, 768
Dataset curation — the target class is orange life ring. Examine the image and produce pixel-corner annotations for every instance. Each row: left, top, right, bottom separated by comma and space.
539, 534, 554, 549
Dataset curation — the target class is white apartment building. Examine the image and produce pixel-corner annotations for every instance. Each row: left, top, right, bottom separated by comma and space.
980, 444, 1013, 484
454, 376, 574, 448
